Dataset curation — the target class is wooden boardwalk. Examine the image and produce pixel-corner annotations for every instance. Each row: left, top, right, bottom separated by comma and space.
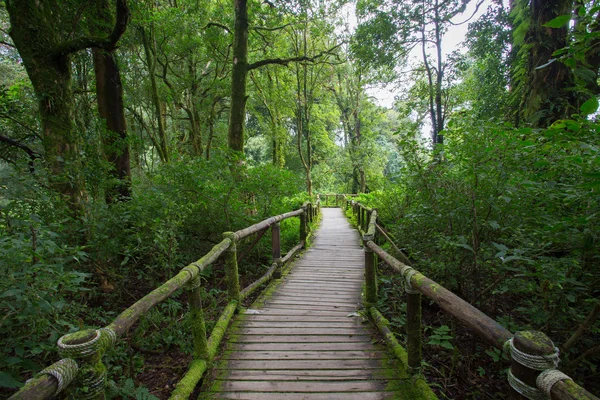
204, 208, 428, 399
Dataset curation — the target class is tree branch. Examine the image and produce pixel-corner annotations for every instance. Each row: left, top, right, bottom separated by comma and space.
0, 134, 41, 172
203, 22, 232, 34
251, 22, 298, 32
248, 43, 342, 71
51, 0, 130, 57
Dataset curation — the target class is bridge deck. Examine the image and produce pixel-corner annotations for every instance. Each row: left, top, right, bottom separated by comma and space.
203, 208, 427, 399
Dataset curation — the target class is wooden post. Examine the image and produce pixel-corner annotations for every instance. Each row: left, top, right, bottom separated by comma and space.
364, 245, 377, 305
405, 281, 422, 374
366, 209, 372, 232
223, 232, 240, 302
272, 222, 281, 279
188, 277, 209, 360
300, 208, 307, 242
508, 331, 557, 400
357, 206, 362, 228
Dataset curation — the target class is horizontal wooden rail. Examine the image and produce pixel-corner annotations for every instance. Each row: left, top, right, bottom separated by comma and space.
366, 240, 512, 348
10, 201, 321, 400
342, 195, 598, 400
109, 238, 231, 337
234, 209, 304, 240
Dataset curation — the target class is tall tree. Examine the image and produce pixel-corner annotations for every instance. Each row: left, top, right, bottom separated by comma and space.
93, 0, 132, 202
510, 0, 577, 126
354, 0, 472, 145
5, 0, 129, 212
226, 0, 340, 164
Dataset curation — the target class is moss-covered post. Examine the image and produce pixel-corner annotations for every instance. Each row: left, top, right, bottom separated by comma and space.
363, 236, 377, 306
365, 209, 372, 232
272, 222, 282, 279
300, 207, 307, 242
57, 327, 116, 399
508, 331, 558, 399
223, 232, 241, 303
187, 276, 209, 360
357, 205, 362, 229
405, 274, 422, 375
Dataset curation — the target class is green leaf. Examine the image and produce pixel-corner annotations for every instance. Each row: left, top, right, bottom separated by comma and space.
543, 15, 571, 28
0, 371, 22, 389
580, 97, 599, 115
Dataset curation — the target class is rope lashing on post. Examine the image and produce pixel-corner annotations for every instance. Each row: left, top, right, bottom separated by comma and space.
504, 337, 562, 399
57, 329, 102, 358
79, 368, 107, 399
186, 275, 202, 291
38, 358, 79, 395
507, 369, 547, 400
182, 264, 200, 281
403, 268, 420, 294
99, 327, 117, 349
506, 337, 560, 370
537, 369, 572, 396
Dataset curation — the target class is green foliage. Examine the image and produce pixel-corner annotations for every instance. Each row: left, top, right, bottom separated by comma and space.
367, 114, 599, 382
427, 325, 454, 350
107, 378, 159, 400
0, 168, 89, 388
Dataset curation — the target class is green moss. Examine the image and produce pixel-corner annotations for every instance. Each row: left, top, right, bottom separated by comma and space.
207, 301, 237, 360
368, 307, 437, 399
169, 359, 208, 400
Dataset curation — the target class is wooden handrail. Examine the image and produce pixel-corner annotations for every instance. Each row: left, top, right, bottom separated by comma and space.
234, 209, 304, 240
10, 202, 320, 400
366, 240, 513, 348
109, 238, 231, 337
343, 195, 599, 400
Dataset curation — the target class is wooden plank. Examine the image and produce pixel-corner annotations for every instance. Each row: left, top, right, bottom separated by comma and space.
253, 308, 355, 316
265, 299, 360, 307
223, 350, 387, 360
223, 369, 388, 380
236, 327, 365, 335
229, 342, 377, 352
240, 314, 363, 322
211, 392, 396, 400
233, 321, 364, 328
260, 304, 358, 311
219, 359, 389, 370
231, 335, 373, 343
216, 380, 395, 392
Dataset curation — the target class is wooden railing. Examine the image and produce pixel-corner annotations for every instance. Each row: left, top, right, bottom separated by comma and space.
345, 196, 598, 400
10, 201, 321, 400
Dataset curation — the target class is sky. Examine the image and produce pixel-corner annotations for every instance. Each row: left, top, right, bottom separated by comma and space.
355, 0, 496, 108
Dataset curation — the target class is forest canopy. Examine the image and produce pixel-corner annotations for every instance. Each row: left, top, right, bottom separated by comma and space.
0, 0, 599, 398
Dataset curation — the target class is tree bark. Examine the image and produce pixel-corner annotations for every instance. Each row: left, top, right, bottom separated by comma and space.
228, 0, 249, 156
522, 0, 577, 126
93, 0, 131, 202
140, 26, 169, 162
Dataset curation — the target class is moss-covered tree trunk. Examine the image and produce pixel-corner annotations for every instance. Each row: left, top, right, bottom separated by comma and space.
94, 48, 132, 201
6, 0, 129, 213
141, 26, 169, 162
6, 2, 85, 212
228, 0, 249, 156
520, 0, 577, 126
93, 0, 131, 202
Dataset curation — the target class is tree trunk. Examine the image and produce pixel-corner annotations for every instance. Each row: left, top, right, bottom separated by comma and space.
92, 0, 131, 202
6, 1, 86, 214
228, 0, 249, 155
141, 26, 169, 162
522, 0, 577, 126
93, 47, 132, 202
